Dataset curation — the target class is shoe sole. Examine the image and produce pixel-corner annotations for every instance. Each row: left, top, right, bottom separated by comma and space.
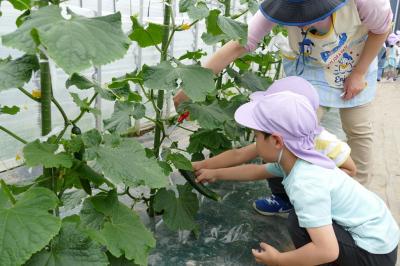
252, 203, 291, 218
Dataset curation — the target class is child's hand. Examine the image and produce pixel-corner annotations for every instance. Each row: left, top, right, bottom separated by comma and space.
252, 242, 280, 266
195, 169, 218, 183
192, 161, 205, 171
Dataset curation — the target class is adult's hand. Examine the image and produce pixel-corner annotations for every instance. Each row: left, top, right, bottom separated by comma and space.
342, 71, 367, 101
173, 89, 190, 109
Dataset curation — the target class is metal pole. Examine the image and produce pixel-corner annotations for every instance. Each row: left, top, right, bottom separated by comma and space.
165, 0, 176, 117
134, 0, 144, 133
94, 0, 103, 131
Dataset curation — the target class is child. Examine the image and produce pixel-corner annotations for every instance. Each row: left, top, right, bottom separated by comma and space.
193, 76, 356, 216
384, 33, 399, 81
197, 91, 399, 265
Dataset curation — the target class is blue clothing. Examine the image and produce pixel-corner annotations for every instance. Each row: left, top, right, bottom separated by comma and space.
266, 160, 399, 254
283, 58, 378, 108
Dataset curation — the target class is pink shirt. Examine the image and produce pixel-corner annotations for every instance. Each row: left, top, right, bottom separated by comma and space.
245, 0, 393, 52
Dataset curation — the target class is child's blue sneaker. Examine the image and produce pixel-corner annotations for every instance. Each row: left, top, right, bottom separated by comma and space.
253, 194, 293, 216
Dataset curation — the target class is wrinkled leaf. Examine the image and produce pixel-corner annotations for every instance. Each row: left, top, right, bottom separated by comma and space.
143, 61, 215, 102
0, 54, 39, 91
200, 32, 227, 45
0, 186, 61, 266
87, 138, 167, 188
81, 191, 156, 266
154, 184, 199, 231
184, 101, 232, 130
61, 190, 87, 211
187, 129, 232, 155
2, 6, 130, 74
104, 102, 145, 134
23, 140, 73, 168
26, 217, 108, 266
187, 2, 209, 21
66, 73, 96, 90
217, 15, 248, 46
129, 16, 165, 48
70, 93, 100, 115
179, 0, 196, 12
205, 9, 223, 36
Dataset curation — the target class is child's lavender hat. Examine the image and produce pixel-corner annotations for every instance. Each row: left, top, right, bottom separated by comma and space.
249, 76, 323, 134
235, 91, 335, 169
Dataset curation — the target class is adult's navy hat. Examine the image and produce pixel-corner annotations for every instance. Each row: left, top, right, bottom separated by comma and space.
259, 0, 348, 27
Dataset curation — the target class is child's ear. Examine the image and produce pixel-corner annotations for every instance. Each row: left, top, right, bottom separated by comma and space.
270, 134, 284, 149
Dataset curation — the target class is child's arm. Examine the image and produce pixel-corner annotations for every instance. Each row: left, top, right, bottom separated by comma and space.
338, 156, 357, 177
195, 164, 275, 183
192, 143, 258, 170
252, 225, 339, 266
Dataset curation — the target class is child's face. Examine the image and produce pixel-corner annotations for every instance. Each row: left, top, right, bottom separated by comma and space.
254, 131, 282, 163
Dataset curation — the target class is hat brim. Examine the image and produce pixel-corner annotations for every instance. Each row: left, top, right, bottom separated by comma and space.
260, 0, 348, 27
234, 101, 265, 132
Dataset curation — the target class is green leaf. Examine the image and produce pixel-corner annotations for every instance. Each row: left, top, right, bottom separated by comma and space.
0, 54, 39, 91
157, 161, 173, 176
0, 186, 61, 266
8, 0, 31, 11
26, 217, 108, 266
129, 16, 165, 48
61, 190, 87, 210
187, 129, 232, 155
167, 153, 193, 171
23, 140, 73, 168
107, 253, 137, 266
143, 61, 215, 102
2, 6, 130, 74
88, 138, 167, 188
247, 0, 259, 14
0, 105, 20, 115
104, 102, 145, 134
179, 0, 196, 12
154, 184, 199, 232
184, 101, 232, 130
82, 129, 102, 148
205, 9, 223, 36
178, 49, 207, 61
66, 73, 96, 90
217, 15, 248, 46
70, 92, 100, 115
81, 191, 156, 266
187, 2, 210, 21
200, 32, 227, 45
228, 69, 271, 92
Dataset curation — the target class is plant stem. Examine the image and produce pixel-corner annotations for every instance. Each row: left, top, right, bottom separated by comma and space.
39, 52, 52, 136
17, 87, 40, 102
0, 126, 28, 144
71, 92, 98, 124
216, 0, 231, 91
0, 180, 16, 205
149, 0, 172, 218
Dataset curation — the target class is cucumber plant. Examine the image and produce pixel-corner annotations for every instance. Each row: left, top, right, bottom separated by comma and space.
0, 0, 285, 265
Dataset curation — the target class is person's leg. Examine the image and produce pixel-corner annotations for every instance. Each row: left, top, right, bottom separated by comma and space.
339, 103, 373, 186
317, 106, 329, 122
286, 210, 392, 266
253, 178, 293, 216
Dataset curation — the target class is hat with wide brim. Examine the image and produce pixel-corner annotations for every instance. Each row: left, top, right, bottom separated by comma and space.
260, 0, 348, 27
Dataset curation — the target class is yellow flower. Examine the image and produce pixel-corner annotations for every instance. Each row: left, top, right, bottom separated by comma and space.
180, 23, 191, 30
31, 89, 41, 99
15, 154, 21, 161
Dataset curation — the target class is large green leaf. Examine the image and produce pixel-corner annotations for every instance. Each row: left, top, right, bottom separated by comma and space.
205, 9, 223, 36
0, 54, 39, 91
26, 217, 108, 266
70, 92, 100, 115
66, 73, 96, 90
88, 138, 167, 188
81, 191, 156, 266
143, 61, 215, 102
104, 102, 145, 134
184, 101, 232, 130
227, 68, 271, 92
23, 140, 74, 168
217, 15, 248, 46
0, 186, 61, 266
154, 184, 199, 231
187, 2, 210, 21
2, 5, 130, 74
129, 16, 165, 48
200, 32, 227, 45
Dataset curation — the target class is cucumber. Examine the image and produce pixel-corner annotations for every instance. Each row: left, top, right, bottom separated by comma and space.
178, 169, 221, 201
